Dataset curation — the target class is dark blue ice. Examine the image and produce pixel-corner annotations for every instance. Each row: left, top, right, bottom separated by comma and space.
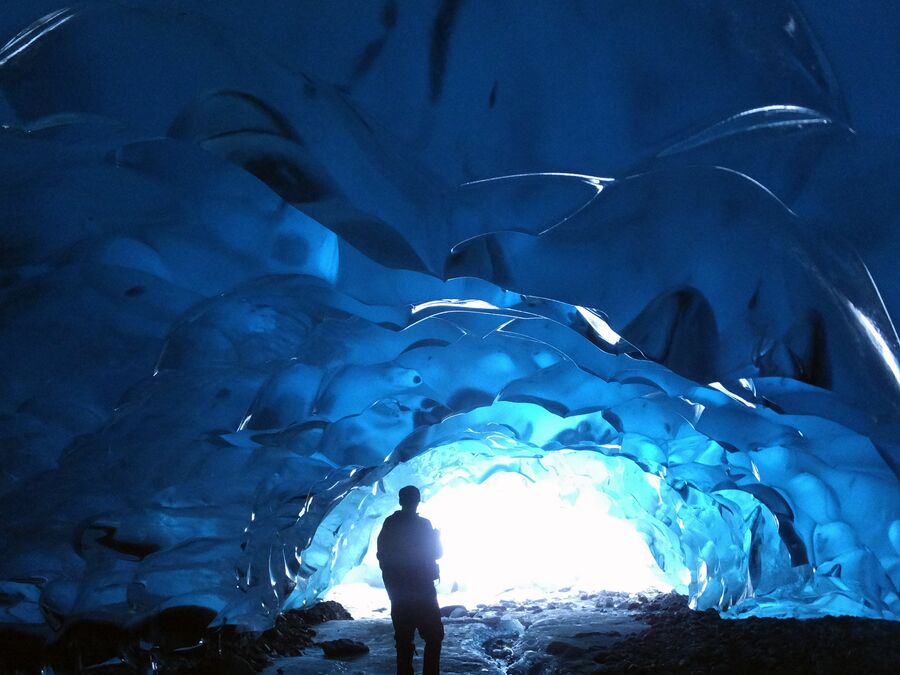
0, 0, 898, 632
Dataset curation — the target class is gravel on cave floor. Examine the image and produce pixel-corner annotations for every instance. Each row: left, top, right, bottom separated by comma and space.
264, 590, 900, 675
3, 591, 897, 673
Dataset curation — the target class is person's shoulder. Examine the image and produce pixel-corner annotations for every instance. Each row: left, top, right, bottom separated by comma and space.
415, 515, 434, 528
385, 510, 415, 525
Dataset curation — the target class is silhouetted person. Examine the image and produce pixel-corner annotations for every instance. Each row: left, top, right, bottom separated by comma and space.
377, 485, 444, 675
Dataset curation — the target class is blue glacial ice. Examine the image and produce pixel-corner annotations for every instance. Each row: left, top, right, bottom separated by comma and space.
0, 0, 898, 635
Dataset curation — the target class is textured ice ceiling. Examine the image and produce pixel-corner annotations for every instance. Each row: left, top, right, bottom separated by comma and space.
0, 0, 899, 634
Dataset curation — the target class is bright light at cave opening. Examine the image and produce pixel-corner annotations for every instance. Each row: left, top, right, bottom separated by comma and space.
328, 456, 676, 617
425, 473, 672, 600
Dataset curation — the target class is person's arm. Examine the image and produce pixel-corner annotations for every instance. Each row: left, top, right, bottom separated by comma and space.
376, 520, 392, 568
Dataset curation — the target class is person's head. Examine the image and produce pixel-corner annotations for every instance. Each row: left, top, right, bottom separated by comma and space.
398, 485, 421, 512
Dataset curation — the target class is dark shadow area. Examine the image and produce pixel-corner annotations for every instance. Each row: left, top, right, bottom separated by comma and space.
551, 593, 900, 675
0, 601, 350, 674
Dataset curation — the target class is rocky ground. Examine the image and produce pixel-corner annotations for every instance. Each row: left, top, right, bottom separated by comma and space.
2, 592, 899, 673
265, 591, 900, 675
0, 602, 351, 674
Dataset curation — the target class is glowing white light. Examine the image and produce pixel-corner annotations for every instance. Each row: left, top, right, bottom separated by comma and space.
658, 106, 840, 159
310, 451, 339, 467
411, 298, 501, 314
462, 172, 613, 188
708, 382, 757, 408
0, 9, 74, 66
697, 560, 709, 595
422, 473, 664, 597
847, 303, 900, 389
575, 306, 622, 345
783, 15, 797, 36
332, 467, 675, 615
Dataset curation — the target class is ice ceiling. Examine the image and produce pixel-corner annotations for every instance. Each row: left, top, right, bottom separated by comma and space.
0, 0, 899, 635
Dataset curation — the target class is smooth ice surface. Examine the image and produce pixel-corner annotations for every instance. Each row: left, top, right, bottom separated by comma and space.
0, 0, 898, 637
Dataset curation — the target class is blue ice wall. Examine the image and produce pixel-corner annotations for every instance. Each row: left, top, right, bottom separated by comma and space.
0, 0, 898, 632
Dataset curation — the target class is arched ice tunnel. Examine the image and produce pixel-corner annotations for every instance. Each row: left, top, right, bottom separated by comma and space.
0, 0, 899, 642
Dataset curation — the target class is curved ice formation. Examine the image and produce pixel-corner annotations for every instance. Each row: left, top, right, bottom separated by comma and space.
0, 0, 898, 637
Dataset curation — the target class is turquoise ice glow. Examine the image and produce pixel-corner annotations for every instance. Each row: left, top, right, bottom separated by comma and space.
0, 0, 898, 637
312, 445, 689, 617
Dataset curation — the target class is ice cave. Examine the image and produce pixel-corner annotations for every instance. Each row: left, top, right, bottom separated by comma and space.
0, 0, 899, 670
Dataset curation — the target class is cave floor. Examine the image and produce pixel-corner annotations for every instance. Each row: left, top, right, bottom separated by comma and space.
263, 591, 900, 675
264, 590, 647, 674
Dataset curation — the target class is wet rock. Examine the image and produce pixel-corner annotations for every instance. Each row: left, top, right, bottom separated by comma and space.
257, 609, 317, 658
483, 637, 516, 664
585, 593, 900, 674
496, 615, 525, 635
292, 600, 353, 624
545, 640, 587, 658
482, 614, 501, 628
319, 638, 369, 659
440, 604, 468, 618
0, 600, 351, 673
575, 630, 619, 638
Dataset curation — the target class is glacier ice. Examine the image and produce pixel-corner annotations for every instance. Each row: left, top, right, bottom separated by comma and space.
0, 0, 898, 641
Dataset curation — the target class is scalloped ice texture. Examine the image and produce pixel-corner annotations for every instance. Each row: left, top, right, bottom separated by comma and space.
0, 0, 898, 634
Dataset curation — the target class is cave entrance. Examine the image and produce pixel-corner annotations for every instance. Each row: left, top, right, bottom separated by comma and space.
302, 442, 691, 618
